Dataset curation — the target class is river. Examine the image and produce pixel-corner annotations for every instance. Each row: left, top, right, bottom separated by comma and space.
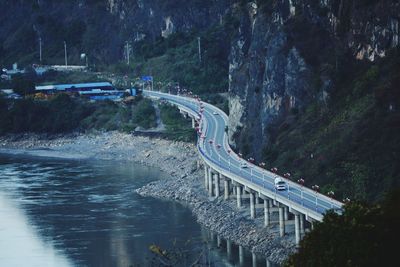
0, 154, 277, 267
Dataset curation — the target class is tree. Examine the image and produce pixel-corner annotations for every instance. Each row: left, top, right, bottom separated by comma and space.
285, 190, 400, 267
11, 69, 36, 96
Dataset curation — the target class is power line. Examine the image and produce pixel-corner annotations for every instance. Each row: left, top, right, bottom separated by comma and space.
125, 41, 130, 65
197, 37, 202, 63
39, 37, 42, 63
64, 41, 68, 66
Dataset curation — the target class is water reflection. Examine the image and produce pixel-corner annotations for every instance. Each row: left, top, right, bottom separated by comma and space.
0, 194, 72, 267
201, 228, 281, 267
0, 154, 281, 266
0, 155, 203, 266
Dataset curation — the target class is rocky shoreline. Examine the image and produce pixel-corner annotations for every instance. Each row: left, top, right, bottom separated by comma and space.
0, 132, 296, 265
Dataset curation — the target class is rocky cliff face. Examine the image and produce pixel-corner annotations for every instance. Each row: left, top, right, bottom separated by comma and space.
227, 0, 400, 159
0, 0, 232, 65
105, 0, 233, 39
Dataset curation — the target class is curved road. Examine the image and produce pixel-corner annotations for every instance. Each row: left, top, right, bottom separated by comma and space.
144, 90, 343, 222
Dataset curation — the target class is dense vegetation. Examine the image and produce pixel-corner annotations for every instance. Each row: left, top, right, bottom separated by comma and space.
81, 97, 157, 132
109, 24, 231, 95
285, 189, 400, 267
0, 94, 157, 134
262, 49, 400, 202
159, 103, 196, 142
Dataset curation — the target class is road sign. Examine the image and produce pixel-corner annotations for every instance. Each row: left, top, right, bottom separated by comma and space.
141, 76, 153, 81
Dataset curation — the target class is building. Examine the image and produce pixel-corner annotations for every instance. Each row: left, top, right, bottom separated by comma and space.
35, 82, 115, 94
0, 89, 22, 99
50, 65, 87, 72
79, 89, 125, 101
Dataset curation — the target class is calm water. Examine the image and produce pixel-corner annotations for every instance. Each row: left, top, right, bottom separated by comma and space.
0, 154, 277, 267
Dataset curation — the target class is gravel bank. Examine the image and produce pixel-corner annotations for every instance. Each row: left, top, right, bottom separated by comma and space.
0, 132, 296, 264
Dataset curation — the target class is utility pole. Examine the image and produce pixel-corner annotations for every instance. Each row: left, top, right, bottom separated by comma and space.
39, 37, 42, 63
197, 37, 202, 63
125, 41, 130, 65
64, 41, 68, 66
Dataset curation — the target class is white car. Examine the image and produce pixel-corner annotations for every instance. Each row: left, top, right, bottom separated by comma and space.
240, 162, 248, 168
213, 112, 218, 115
274, 177, 287, 191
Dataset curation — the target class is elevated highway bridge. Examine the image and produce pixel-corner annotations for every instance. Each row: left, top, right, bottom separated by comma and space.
144, 90, 343, 246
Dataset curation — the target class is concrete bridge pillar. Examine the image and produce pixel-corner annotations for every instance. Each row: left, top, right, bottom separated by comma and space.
249, 191, 256, 219
279, 206, 285, 237
239, 245, 244, 266
264, 198, 270, 227
204, 166, 209, 189
252, 252, 257, 267
224, 179, 230, 200
217, 235, 222, 247
255, 194, 260, 205
214, 173, 220, 197
284, 206, 289, 221
266, 259, 271, 267
300, 214, 305, 235
208, 169, 213, 197
231, 181, 236, 196
236, 186, 242, 208
227, 239, 232, 259
294, 213, 301, 246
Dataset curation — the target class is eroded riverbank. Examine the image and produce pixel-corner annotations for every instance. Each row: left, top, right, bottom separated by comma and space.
0, 132, 296, 265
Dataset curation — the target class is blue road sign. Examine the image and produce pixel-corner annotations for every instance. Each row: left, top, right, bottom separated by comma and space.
141, 76, 153, 81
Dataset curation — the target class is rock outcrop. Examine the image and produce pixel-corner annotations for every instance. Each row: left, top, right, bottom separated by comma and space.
227, 0, 399, 159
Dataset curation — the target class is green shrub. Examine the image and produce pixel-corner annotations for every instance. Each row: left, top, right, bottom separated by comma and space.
160, 103, 196, 142
132, 98, 157, 129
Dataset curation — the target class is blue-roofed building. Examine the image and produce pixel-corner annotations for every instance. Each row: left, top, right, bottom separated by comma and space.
35, 82, 115, 93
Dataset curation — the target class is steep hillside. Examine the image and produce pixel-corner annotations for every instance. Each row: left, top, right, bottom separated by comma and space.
226, 0, 400, 201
